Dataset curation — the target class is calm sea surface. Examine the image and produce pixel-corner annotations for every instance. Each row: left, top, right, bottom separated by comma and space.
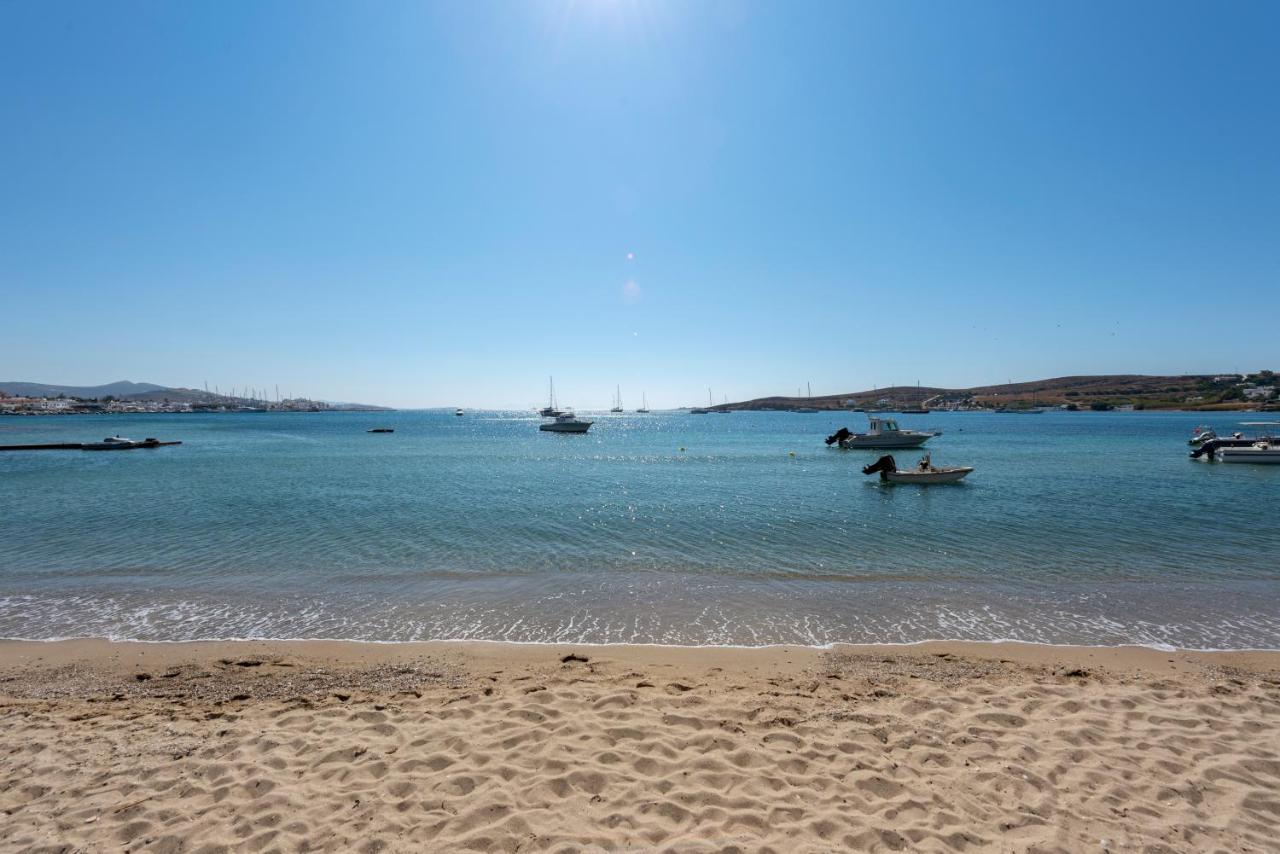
1, 410, 1277, 649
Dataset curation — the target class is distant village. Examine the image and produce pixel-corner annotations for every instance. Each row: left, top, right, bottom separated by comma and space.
0, 393, 339, 416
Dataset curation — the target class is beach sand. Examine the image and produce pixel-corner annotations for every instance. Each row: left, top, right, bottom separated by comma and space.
2, 640, 1278, 853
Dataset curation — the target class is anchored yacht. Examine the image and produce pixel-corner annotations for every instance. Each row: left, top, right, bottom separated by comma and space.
539, 411, 593, 433
825, 417, 939, 450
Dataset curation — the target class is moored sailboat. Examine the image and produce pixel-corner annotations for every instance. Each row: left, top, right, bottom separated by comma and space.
539, 377, 563, 417
691, 388, 713, 414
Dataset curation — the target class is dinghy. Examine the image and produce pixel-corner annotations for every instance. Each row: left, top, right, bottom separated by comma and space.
862, 453, 973, 484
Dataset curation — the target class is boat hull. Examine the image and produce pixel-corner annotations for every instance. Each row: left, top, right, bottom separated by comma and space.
884, 467, 973, 483
539, 422, 592, 433
1218, 449, 1280, 463
839, 434, 932, 449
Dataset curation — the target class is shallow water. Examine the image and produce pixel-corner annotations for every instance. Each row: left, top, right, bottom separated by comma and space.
2, 409, 1277, 648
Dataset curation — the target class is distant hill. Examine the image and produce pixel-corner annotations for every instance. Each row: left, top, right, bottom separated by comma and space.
324, 401, 396, 411
717, 373, 1276, 412
0, 380, 168, 399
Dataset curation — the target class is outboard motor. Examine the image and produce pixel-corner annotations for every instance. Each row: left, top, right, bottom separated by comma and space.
1190, 439, 1219, 460
861, 455, 898, 476
825, 427, 853, 446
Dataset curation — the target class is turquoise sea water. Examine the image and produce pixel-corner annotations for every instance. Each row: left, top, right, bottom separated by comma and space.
1, 410, 1277, 649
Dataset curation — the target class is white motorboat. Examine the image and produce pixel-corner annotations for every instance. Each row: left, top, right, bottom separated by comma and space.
1218, 440, 1280, 464
82, 435, 140, 450
862, 453, 973, 483
1191, 422, 1280, 460
826, 417, 939, 449
540, 412, 593, 433
454, 408, 464, 416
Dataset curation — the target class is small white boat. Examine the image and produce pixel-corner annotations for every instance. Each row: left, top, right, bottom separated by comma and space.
1218, 441, 1280, 464
540, 412, 593, 433
862, 453, 973, 483
454, 408, 464, 416
827, 417, 939, 449
82, 435, 141, 450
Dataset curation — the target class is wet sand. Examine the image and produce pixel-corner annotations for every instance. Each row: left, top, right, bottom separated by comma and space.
2, 639, 1278, 852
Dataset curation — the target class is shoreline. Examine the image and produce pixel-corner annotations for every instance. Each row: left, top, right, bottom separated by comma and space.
3, 638, 1280, 700
6, 633, 1280, 656
7, 635, 1280, 666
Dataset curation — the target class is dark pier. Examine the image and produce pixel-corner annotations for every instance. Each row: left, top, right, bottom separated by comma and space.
0, 440, 182, 452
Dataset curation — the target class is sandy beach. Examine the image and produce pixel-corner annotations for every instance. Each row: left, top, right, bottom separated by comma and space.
2, 640, 1278, 853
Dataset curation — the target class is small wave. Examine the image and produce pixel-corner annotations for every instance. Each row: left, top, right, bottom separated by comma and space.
3, 585, 1279, 652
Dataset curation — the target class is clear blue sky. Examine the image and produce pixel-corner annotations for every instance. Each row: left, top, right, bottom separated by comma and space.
2, 1, 1276, 408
